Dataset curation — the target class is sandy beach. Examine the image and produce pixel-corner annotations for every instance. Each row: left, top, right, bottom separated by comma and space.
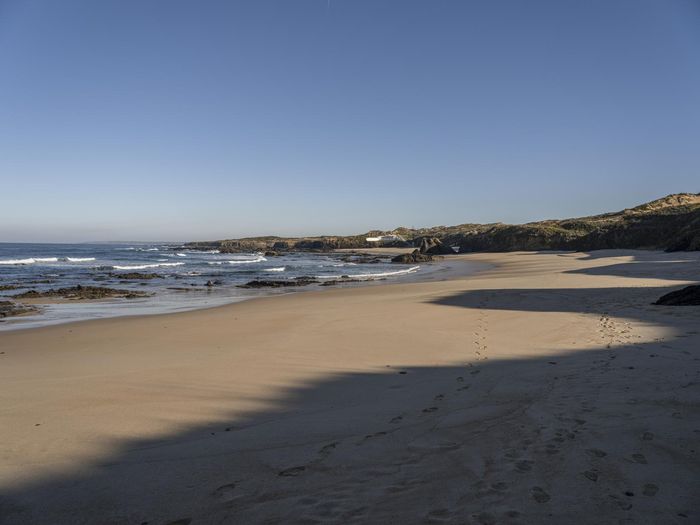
0, 250, 698, 524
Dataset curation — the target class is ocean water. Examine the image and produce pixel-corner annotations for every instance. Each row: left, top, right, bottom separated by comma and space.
0, 242, 429, 329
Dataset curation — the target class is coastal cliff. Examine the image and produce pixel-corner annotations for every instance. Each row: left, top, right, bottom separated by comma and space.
185, 193, 700, 253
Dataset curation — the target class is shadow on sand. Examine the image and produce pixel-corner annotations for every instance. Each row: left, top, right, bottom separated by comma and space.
1, 259, 699, 525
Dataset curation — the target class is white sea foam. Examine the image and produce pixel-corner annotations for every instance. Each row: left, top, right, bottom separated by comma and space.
265, 267, 286, 272
0, 256, 60, 265
176, 253, 187, 257
65, 257, 96, 262
228, 256, 267, 264
316, 265, 420, 280
0, 258, 36, 265
208, 255, 267, 265
112, 262, 185, 270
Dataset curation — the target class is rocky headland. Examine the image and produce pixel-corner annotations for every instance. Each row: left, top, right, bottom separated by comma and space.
184, 193, 700, 254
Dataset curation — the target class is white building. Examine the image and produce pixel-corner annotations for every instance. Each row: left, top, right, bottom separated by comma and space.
366, 234, 405, 243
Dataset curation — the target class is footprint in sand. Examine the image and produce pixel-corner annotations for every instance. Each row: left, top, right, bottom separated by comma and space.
631, 453, 647, 464
360, 431, 387, 443
279, 466, 306, 477
390, 415, 403, 423
213, 483, 237, 503
643, 484, 659, 496
319, 441, 339, 456
583, 470, 599, 482
531, 486, 551, 503
422, 406, 439, 413
426, 508, 451, 521
515, 459, 533, 472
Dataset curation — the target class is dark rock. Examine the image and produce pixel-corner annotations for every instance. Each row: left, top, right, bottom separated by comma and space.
416, 237, 456, 255
13, 286, 150, 300
264, 251, 281, 257
653, 285, 700, 306
391, 250, 435, 264
0, 301, 37, 318
238, 279, 318, 289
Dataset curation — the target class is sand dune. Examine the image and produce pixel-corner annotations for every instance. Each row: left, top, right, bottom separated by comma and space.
0, 250, 698, 524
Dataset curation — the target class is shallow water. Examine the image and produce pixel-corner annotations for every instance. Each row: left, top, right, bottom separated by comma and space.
0, 242, 475, 330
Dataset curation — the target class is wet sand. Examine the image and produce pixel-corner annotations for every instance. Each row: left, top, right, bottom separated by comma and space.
0, 250, 698, 524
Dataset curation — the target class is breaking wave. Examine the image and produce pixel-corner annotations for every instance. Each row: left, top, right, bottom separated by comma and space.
208, 255, 267, 265
316, 265, 420, 280
0, 258, 37, 265
112, 262, 185, 270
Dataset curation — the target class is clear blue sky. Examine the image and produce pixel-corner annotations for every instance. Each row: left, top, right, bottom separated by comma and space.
1, 0, 698, 242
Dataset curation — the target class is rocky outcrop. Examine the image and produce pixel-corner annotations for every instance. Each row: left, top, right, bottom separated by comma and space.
391, 250, 435, 264
13, 285, 150, 300
185, 193, 700, 254
653, 285, 700, 306
444, 194, 700, 253
416, 237, 456, 255
0, 301, 37, 318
